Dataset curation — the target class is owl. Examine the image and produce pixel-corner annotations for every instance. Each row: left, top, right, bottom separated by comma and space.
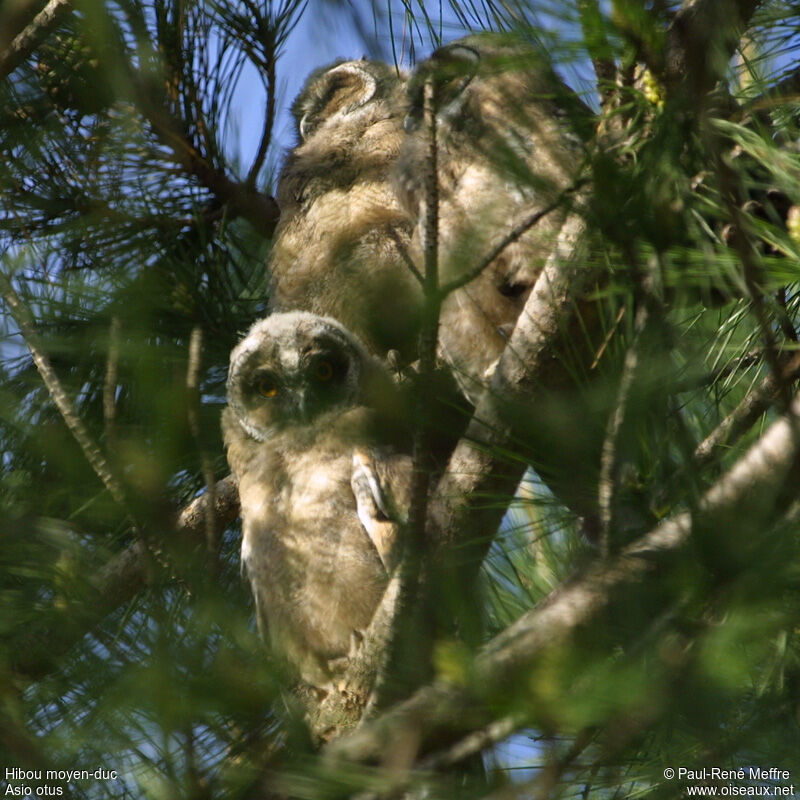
396, 34, 592, 403
222, 311, 412, 688
268, 59, 421, 361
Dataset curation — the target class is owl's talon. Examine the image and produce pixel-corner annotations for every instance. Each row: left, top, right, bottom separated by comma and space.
349, 629, 365, 658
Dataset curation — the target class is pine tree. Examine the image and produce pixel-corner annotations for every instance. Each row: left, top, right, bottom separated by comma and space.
2, 1, 800, 798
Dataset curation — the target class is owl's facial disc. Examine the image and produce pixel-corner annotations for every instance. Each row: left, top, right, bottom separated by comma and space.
227, 312, 372, 440
236, 345, 355, 434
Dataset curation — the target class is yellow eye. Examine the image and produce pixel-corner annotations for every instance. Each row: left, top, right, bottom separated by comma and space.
314, 360, 334, 382
257, 376, 279, 398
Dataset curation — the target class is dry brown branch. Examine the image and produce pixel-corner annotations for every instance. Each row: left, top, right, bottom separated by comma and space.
131, 77, 280, 235
0, 0, 71, 82
428, 210, 590, 563
326, 383, 800, 764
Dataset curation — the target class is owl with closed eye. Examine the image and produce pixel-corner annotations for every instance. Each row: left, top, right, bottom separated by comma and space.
396, 34, 592, 403
269, 59, 420, 361
222, 312, 412, 690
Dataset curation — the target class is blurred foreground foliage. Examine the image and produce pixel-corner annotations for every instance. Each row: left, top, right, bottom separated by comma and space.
1, 0, 800, 798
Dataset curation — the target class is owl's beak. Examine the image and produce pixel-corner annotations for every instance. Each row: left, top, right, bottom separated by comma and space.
293, 387, 309, 421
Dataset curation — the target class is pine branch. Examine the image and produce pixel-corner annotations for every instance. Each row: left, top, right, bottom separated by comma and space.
427, 209, 591, 563
131, 75, 280, 235
10, 475, 240, 680
186, 325, 219, 560
436, 193, 572, 299
577, 0, 616, 107
746, 68, 800, 117
326, 383, 800, 764
103, 314, 121, 451
0, 0, 72, 82
0, 266, 127, 508
694, 349, 800, 466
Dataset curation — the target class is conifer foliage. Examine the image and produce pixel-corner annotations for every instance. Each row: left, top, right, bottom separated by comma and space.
2, 1, 800, 798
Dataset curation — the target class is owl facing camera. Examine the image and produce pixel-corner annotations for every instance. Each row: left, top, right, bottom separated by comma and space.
222, 312, 412, 688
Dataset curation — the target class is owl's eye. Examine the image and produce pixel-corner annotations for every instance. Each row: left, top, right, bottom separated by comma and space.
256, 375, 279, 398
313, 359, 335, 382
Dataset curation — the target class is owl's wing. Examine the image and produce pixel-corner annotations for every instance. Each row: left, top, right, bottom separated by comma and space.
351, 449, 412, 573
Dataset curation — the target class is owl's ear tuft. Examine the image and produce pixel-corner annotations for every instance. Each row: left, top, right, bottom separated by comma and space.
298, 63, 379, 140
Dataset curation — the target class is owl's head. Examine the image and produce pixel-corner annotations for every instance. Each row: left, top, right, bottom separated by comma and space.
226, 312, 384, 441
291, 59, 406, 142
403, 34, 593, 134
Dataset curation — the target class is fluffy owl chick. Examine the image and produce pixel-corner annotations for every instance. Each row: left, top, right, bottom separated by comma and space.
396, 34, 591, 403
222, 312, 412, 688
269, 60, 420, 360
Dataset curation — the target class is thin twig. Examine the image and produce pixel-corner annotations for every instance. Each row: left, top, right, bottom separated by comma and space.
437, 191, 575, 299
0, 264, 188, 586
420, 714, 520, 770
381, 75, 442, 710
428, 209, 590, 560
597, 300, 649, 554
531, 729, 595, 800
11, 474, 240, 680
406, 75, 441, 565
663, 0, 763, 100
0, 266, 126, 507
387, 224, 423, 286
694, 349, 800, 466
246, 34, 276, 188
186, 325, 218, 559
715, 152, 793, 412
598, 253, 664, 552
103, 314, 121, 451
673, 349, 763, 393
776, 287, 798, 344
131, 74, 280, 235
576, 0, 616, 108
744, 67, 800, 120
590, 304, 626, 370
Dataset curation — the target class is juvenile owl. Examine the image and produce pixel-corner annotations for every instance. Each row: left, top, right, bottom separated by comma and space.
396, 34, 592, 403
222, 312, 412, 688
269, 60, 420, 360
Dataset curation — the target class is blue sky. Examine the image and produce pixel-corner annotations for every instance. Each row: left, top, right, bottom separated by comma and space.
226, 0, 597, 183
229, 2, 469, 170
